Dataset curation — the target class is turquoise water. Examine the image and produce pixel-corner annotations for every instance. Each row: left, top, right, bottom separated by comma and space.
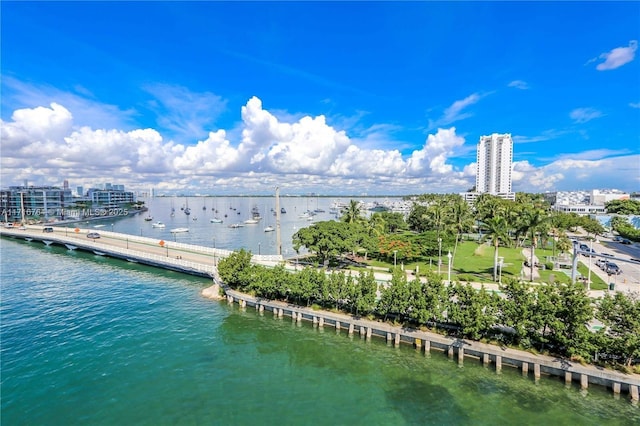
1, 238, 638, 425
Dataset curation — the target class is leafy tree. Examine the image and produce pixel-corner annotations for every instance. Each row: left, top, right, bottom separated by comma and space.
407, 203, 430, 232
446, 283, 497, 340
553, 283, 594, 360
377, 269, 410, 322
376, 211, 407, 233
605, 199, 640, 215
292, 221, 354, 263
529, 284, 561, 351
580, 216, 605, 237
217, 249, 253, 289
500, 279, 535, 346
596, 292, 640, 367
351, 270, 378, 316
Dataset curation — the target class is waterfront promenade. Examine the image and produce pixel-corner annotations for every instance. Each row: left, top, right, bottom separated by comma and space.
2, 225, 639, 401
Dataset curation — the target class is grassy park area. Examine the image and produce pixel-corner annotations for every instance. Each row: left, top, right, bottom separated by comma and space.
359, 240, 608, 290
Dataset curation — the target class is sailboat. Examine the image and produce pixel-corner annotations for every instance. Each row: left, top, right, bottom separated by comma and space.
264, 205, 274, 232
184, 198, 191, 216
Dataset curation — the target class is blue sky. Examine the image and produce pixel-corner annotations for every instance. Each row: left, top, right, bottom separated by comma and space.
1, 1, 638, 195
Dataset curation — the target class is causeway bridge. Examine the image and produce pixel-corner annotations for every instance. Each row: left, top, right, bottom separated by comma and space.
0, 225, 282, 278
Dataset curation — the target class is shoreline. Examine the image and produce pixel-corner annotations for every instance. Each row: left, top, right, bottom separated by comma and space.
211, 284, 640, 401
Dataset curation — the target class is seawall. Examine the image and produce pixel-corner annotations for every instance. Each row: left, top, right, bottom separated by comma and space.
219, 288, 640, 402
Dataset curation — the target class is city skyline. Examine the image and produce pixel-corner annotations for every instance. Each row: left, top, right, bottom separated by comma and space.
1, 2, 638, 195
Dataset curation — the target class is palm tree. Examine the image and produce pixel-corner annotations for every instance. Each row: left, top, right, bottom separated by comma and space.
521, 208, 551, 282
482, 216, 511, 282
341, 200, 362, 224
448, 196, 474, 263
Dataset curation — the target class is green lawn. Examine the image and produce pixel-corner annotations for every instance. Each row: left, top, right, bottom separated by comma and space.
358, 241, 607, 287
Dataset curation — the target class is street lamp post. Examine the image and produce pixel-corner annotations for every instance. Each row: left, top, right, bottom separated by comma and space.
438, 238, 442, 275
258, 242, 261, 255
587, 239, 593, 291
393, 250, 397, 268
447, 251, 452, 284
498, 256, 504, 285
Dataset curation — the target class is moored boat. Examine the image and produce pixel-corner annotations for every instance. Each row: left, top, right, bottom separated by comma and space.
170, 227, 189, 233
152, 221, 166, 228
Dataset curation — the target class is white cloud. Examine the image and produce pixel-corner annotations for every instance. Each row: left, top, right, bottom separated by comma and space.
570, 107, 603, 123
630, 102, 640, 109
508, 80, 529, 90
2, 96, 637, 195
427, 93, 486, 130
511, 155, 640, 193
593, 40, 637, 71
142, 83, 227, 142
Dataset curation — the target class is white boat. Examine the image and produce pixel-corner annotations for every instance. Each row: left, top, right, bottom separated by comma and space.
144, 216, 153, 221
210, 218, 223, 223
94, 224, 106, 228
244, 218, 259, 224
152, 222, 166, 228
229, 223, 244, 228
264, 225, 275, 232
170, 227, 189, 233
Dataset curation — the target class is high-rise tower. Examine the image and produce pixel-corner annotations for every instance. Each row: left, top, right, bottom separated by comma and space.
475, 133, 513, 195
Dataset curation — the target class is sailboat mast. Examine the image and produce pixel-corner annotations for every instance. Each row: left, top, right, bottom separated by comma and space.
275, 187, 281, 256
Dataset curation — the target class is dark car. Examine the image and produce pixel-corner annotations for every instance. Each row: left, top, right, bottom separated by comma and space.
87, 232, 101, 239
620, 239, 632, 245
43, 227, 54, 233
605, 263, 621, 275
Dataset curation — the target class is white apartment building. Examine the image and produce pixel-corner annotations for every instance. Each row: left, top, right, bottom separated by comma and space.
462, 133, 515, 203
476, 133, 513, 195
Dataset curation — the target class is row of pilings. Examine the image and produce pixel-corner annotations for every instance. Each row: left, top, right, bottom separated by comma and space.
223, 291, 640, 402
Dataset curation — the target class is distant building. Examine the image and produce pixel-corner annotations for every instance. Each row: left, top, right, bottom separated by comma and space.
0, 186, 73, 222
544, 189, 629, 215
461, 133, 515, 203
86, 187, 135, 207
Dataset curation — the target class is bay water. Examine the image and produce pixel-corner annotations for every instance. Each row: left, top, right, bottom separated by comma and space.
1, 196, 639, 425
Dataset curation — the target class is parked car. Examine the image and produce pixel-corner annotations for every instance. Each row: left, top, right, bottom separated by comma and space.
595, 258, 608, 269
43, 227, 54, 233
605, 262, 621, 275
87, 232, 101, 239
613, 236, 622, 242
620, 239, 632, 245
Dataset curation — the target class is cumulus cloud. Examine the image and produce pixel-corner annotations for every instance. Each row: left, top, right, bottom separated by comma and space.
508, 80, 529, 90
570, 107, 603, 123
1, 98, 473, 194
511, 155, 640, 192
592, 40, 637, 71
2, 96, 636, 195
630, 102, 640, 108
